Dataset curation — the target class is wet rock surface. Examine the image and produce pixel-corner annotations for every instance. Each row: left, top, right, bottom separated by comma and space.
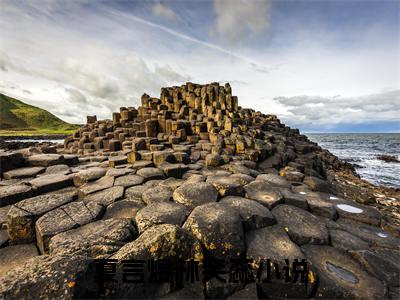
0, 82, 398, 299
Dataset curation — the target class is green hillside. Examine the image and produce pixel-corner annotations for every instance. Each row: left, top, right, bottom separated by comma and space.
0, 93, 79, 135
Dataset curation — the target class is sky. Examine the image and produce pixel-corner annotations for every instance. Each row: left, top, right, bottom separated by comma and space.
0, 0, 399, 133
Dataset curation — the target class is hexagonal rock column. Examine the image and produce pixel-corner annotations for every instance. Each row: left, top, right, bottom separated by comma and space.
7, 194, 74, 244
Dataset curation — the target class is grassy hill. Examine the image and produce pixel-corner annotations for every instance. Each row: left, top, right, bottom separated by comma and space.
0, 93, 79, 136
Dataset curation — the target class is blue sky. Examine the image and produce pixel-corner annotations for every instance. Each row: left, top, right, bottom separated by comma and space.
0, 0, 399, 132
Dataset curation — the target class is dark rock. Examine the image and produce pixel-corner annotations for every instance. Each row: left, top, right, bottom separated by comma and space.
136, 167, 165, 181
77, 175, 114, 198
205, 153, 223, 167
35, 201, 104, 254
336, 219, 400, 249
302, 245, 386, 299
246, 225, 313, 298
108, 155, 128, 167
83, 186, 124, 206
376, 154, 399, 163
206, 176, 245, 197
3, 166, 45, 180
183, 202, 245, 259
303, 176, 331, 192
0, 254, 95, 299
142, 185, 173, 204
0, 244, 39, 276
226, 283, 258, 300
7, 193, 74, 243
244, 181, 283, 209
334, 202, 381, 226
49, 218, 136, 258
349, 248, 400, 287
114, 174, 144, 188
29, 174, 73, 194
27, 154, 64, 167
103, 199, 144, 220
43, 164, 70, 175
0, 152, 24, 176
219, 196, 275, 230
72, 167, 107, 186
0, 184, 33, 207
280, 188, 309, 210
173, 182, 218, 209
0, 229, 8, 247
330, 229, 370, 251
256, 173, 291, 188
110, 224, 204, 299
135, 201, 191, 233
272, 204, 329, 245
306, 192, 338, 220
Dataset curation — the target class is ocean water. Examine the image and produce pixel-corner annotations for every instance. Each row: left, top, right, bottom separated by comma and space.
306, 133, 400, 189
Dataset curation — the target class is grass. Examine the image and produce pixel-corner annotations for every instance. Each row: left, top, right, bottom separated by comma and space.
0, 93, 80, 136
0, 129, 76, 136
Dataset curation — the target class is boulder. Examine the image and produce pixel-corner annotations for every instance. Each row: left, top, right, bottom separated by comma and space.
29, 174, 73, 194
256, 173, 291, 188
83, 186, 124, 206
305, 192, 338, 220
336, 219, 400, 249
244, 181, 283, 209
3, 167, 45, 180
279, 188, 309, 210
142, 185, 173, 204
43, 164, 70, 175
103, 199, 144, 220
302, 245, 385, 299
334, 202, 381, 226
0, 152, 24, 175
219, 196, 275, 230
108, 155, 128, 167
72, 167, 107, 186
272, 204, 330, 245
49, 219, 136, 258
0, 184, 33, 207
329, 229, 370, 251
114, 174, 144, 188
183, 202, 245, 259
349, 248, 400, 287
27, 154, 64, 167
112, 224, 204, 261
246, 225, 313, 298
0, 244, 39, 277
303, 176, 331, 193
110, 224, 204, 299
136, 167, 165, 181
206, 176, 245, 197
77, 175, 114, 198
205, 153, 223, 167
0, 254, 95, 299
173, 182, 218, 209
7, 193, 74, 243
35, 201, 104, 254
125, 185, 149, 200
135, 202, 191, 233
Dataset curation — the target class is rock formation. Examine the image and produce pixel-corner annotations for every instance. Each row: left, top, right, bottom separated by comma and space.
0, 82, 399, 299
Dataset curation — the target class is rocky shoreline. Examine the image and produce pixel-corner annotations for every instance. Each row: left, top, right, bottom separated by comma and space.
0, 82, 398, 299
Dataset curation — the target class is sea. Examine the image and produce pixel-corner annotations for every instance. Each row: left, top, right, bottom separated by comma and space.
2, 133, 400, 189
306, 133, 400, 189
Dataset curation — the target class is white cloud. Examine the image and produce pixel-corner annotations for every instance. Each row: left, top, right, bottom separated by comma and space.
274, 90, 400, 127
212, 0, 271, 43
152, 2, 178, 21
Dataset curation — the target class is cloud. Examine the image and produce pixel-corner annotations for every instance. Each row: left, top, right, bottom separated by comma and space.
274, 90, 400, 128
152, 2, 177, 21
212, 0, 271, 43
